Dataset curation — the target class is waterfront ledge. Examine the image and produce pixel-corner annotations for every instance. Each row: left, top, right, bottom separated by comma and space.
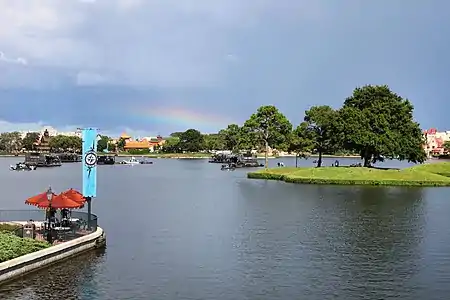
0, 226, 106, 285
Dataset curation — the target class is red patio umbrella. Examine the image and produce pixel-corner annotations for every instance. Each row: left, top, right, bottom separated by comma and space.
25, 190, 56, 207
35, 193, 84, 209
61, 188, 86, 204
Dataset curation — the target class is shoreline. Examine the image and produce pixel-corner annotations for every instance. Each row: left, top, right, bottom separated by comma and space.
0, 153, 362, 159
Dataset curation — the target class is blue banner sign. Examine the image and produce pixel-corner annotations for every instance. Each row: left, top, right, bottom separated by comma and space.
82, 128, 98, 197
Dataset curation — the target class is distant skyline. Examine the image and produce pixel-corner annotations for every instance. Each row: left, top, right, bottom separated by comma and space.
1, 1, 450, 137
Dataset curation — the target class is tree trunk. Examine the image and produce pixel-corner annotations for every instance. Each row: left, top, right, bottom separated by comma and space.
265, 139, 269, 169
317, 151, 323, 167
264, 129, 269, 169
295, 153, 298, 168
363, 148, 371, 167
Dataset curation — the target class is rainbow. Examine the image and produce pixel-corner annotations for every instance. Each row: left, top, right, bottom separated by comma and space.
129, 106, 238, 132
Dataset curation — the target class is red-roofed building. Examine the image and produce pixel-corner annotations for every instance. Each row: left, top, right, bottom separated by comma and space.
123, 135, 165, 152
424, 128, 450, 156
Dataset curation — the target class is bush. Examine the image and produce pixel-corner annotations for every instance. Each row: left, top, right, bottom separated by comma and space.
0, 223, 22, 233
0, 233, 50, 262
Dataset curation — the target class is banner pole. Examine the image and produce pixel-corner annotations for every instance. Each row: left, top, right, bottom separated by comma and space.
81, 127, 98, 232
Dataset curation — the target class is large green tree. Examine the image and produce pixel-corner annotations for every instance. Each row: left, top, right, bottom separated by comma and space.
288, 122, 314, 167
97, 135, 110, 152
49, 135, 82, 152
22, 132, 40, 151
178, 129, 204, 152
339, 85, 426, 167
161, 137, 181, 153
243, 105, 292, 168
117, 138, 126, 151
0, 132, 22, 153
169, 132, 183, 138
203, 133, 224, 151
219, 124, 242, 152
301, 105, 340, 167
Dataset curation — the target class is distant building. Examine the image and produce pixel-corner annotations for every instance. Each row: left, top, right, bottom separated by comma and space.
19, 126, 80, 139
117, 132, 165, 152
423, 128, 450, 156
34, 129, 52, 152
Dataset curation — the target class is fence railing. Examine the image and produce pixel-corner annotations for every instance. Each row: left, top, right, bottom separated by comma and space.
0, 209, 98, 242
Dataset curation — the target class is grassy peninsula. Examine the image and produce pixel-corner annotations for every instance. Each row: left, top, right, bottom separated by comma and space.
0, 224, 50, 263
247, 162, 450, 187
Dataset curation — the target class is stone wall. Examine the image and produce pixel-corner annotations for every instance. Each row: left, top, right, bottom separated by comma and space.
0, 227, 106, 285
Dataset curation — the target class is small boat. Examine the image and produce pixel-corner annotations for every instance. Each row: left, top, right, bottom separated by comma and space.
118, 157, 140, 165
25, 152, 62, 167
98, 155, 115, 165
221, 163, 236, 171
10, 163, 37, 171
139, 159, 153, 164
56, 153, 81, 163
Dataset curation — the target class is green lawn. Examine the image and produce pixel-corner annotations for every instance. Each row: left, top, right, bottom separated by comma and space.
247, 162, 450, 186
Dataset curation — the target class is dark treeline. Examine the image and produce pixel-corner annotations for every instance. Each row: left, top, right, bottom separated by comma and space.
0, 85, 426, 168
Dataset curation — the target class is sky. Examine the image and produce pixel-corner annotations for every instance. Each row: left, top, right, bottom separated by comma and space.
1, 0, 450, 137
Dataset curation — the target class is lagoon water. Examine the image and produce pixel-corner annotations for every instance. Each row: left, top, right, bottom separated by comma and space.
1, 157, 450, 299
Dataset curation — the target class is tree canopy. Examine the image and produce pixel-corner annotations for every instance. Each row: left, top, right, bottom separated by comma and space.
48, 135, 82, 152
243, 105, 292, 168
97, 135, 110, 152
338, 85, 426, 166
22, 132, 40, 151
0, 84, 431, 168
0, 132, 22, 153
219, 124, 241, 153
299, 105, 340, 167
178, 129, 204, 152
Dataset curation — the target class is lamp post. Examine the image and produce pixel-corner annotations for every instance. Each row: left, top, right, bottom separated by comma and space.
46, 186, 53, 244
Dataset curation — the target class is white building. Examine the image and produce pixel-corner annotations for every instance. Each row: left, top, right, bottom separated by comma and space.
18, 126, 81, 139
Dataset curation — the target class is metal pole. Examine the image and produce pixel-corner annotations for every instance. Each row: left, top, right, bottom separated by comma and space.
46, 187, 53, 244
86, 196, 92, 231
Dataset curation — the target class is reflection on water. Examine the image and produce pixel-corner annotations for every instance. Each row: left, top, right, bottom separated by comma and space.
0, 249, 106, 300
0, 157, 449, 299
235, 181, 427, 299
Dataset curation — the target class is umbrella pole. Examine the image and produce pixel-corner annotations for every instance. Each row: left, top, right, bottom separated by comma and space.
86, 196, 92, 231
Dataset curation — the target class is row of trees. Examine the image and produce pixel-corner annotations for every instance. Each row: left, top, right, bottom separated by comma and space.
163, 85, 427, 168
0, 132, 113, 153
0, 85, 428, 168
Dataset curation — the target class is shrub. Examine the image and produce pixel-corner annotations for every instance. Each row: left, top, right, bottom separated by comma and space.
0, 223, 22, 233
0, 233, 50, 262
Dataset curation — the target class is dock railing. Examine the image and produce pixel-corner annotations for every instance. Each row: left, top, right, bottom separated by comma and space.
0, 209, 98, 242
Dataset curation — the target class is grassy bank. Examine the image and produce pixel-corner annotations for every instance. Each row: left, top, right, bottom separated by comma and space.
247, 162, 450, 187
0, 224, 50, 263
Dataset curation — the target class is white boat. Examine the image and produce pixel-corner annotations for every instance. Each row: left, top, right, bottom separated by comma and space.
118, 157, 140, 165
10, 163, 37, 171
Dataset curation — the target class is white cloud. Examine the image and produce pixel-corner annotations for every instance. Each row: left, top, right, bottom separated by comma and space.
0, 51, 27, 65
0, 0, 324, 88
0, 120, 86, 133
0, 119, 157, 139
